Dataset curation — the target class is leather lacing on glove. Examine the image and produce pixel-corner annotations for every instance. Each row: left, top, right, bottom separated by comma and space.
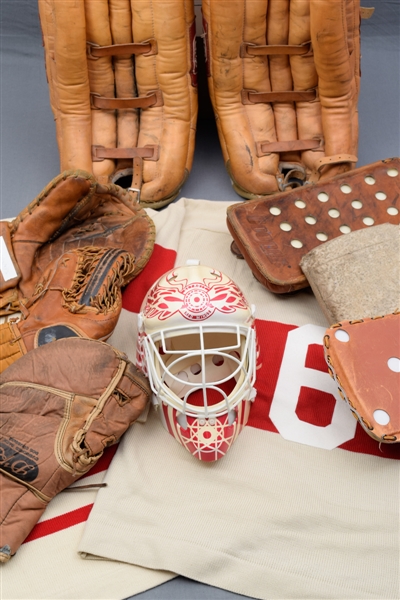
61, 247, 136, 314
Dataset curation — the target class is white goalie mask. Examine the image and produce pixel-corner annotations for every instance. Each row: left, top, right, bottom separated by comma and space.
137, 262, 257, 461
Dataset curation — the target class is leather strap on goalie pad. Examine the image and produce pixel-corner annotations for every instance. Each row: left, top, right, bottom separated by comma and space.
324, 312, 400, 443
226, 157, 400, 293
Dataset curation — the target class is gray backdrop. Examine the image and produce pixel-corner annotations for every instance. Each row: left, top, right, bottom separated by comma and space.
0, 1, 399, 598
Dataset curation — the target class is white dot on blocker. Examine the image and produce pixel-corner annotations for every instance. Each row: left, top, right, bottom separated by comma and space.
373, 409, 390, 426
387, 357, 400, 373
334, 329, 350, 343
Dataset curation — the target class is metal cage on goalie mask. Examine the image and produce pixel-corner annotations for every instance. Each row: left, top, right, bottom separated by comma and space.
137, 263, 257, 461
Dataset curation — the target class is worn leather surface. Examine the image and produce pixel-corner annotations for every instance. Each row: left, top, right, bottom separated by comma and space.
226, 157, 400, 293
0, 244, 138, 373
202, 0, 361, 199
38, 0, 198, 209
300, 223, 400, 324
0, 337, 150, 563
324, 312, 400, 443
0, 170, 155, 316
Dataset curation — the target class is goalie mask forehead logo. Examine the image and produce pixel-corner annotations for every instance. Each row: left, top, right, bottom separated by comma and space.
142, 266, 249, 323
137, 262, 258, 462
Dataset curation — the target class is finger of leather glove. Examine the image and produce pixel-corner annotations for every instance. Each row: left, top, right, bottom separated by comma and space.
310, 0, 360, 176
84, 362, 150, 455
31, 181, 155, 286
202, 0, 280, 197
133, 0, 198, 204
10, 170, 96, 300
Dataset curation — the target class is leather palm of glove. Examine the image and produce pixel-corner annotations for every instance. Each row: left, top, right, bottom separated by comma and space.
0, 337, 151, 563
202, 0, 367, 199
0, 245, 135, 373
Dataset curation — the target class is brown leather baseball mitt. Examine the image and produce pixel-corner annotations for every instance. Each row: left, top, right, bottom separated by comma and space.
202, 0, 370, 199
38, 0, 198, 209
0, 169, 155, 371
0, 337, 151, 563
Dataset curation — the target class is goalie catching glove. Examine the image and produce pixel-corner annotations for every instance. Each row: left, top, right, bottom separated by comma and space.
0, 170, 155, 372
0, 337, 151, 563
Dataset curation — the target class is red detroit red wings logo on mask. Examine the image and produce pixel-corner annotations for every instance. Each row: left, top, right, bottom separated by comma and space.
143, 268, 249, 321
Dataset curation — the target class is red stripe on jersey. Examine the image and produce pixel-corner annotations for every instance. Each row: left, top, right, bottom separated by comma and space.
122, 244, 177, 313
23, 504, 93, 543
249, 320, 400, 460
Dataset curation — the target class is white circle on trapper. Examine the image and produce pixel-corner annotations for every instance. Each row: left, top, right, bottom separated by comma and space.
340, 225, 351, 234
375, 191, 387, 201
316, 232, 328, 242
373, 409, 390, 426
328, 209, 340, 219
295, 200, 306, 209
352, 200, 363, 209
317, 192, 329, 202
365, 176, 375, 185
363, 217, 375, 226
388, 357, 400, 373
305, 215, 317, 225
334, 329, 350, 343
387, 207, 399, 216
290, 239, 303, 248
270, 206, 281, 216
280, 222, 292, 232
387, 168, 399, 177
340, 184, 352, 194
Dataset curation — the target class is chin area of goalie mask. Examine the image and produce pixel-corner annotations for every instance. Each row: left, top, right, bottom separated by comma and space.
137, 261, 257, 461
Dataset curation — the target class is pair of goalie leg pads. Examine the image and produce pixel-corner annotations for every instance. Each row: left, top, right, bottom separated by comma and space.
38, 0, 367, 207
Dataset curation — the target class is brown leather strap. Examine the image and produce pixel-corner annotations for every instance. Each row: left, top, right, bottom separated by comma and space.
308, 153, 359, 183
91, 90, 163, 110
315, 154, 358, 173
128, 157, 143, 202
257, 139, 323, 156
92, 145, 159, 162
87, 38, 157, 58
241, 42, 311, 58
242, 89, 316, 105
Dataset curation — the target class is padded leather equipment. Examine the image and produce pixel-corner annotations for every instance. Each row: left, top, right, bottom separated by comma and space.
226, 157, 400, 293
202, 0, 365, 199
324, 312, 400, 444
38, 0, 198, 209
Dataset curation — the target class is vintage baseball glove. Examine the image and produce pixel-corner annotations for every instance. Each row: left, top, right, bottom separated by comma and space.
0, 337, 151, 562
324, 312, 400, 444
0, 169, 155, 371
38, 0, 198, 209
202, 0, 370, 198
